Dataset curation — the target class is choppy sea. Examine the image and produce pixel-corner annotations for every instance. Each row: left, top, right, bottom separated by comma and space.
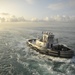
0, 22, 75, 75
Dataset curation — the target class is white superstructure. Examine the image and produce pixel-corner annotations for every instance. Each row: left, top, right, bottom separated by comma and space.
36, 32, 56, 48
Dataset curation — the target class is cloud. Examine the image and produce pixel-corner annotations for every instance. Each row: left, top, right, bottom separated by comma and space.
7, 16, 25, 22
30, 15, 75, 22
48, 0, 75, 10
18, 16, 26, 22
31, 17, 38, 22
39, 15, 75, 22
0, 17, 5, 22
43, 17, 49, 21
48, 3, 64, 10
25, 0, 35, 4
0, 13, 10, 18
0, 12, 75, 23
0, 13, 10, 15
0, 13, 26, 22
8, 16, 18, 22
49, 15, 75, 22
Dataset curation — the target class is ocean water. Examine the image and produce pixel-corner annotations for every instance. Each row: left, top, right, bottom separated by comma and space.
0, 22, 75, 75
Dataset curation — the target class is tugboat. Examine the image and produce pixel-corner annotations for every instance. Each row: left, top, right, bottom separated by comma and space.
27, 32, 74, 58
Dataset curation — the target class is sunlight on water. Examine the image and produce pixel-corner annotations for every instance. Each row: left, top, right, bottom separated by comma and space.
0, 22, 75, 75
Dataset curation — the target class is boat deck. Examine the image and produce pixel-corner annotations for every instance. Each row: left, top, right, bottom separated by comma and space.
27, 39, 74, 58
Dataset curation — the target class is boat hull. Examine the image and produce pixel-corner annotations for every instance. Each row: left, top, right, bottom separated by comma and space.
27, 39, 74, 58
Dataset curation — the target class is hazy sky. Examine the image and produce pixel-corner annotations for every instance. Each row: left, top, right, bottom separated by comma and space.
0, 0, 75, 22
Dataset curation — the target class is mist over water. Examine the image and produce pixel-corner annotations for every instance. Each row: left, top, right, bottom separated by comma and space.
0, 22, 75, 75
